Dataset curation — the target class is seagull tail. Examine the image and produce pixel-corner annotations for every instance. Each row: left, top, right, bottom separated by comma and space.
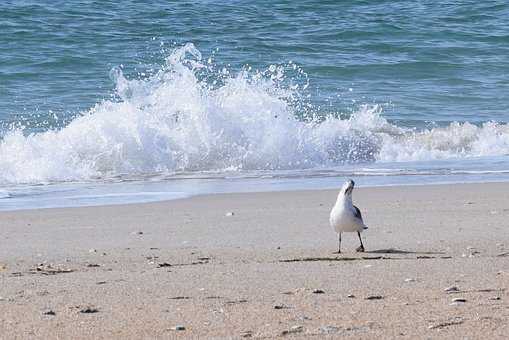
363, 225, 368, 230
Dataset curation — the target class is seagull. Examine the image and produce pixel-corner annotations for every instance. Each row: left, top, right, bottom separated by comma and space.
329, 179, 367, 253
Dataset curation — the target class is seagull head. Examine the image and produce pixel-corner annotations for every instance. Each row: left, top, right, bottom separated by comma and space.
341, 179, 355, 197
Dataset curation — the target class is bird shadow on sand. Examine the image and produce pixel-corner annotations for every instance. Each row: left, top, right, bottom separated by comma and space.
365, 248, 445, 255
279, 248, 449, 263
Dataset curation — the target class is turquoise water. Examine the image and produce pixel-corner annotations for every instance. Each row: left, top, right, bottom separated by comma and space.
1, 1, 509, 208
3, 1, 509, 126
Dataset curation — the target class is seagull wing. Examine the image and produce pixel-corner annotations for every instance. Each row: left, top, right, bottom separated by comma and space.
353, 205, 363, 221
353, 205, 368, 229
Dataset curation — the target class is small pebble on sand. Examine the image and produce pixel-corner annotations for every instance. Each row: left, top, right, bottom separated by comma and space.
312, 289, 325, 294
240, 330, 253, 337
319, 325, 340, 334
225, 212, 235, 217
444, 286, 459, 293
172, 325, 186, 331
281, 325, 303, 335
274, 304, 290, 309
365, 295, 384, 300
450, 298, 466, 304
80, 307, 99, 313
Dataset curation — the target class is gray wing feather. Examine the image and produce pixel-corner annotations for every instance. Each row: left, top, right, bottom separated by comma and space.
353, 205, 368, 229
353, 205, 363, 221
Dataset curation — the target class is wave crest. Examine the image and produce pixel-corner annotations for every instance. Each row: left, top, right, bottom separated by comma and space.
1, 43, 508, 184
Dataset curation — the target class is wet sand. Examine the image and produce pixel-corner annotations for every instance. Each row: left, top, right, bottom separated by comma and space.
1, 182, 508, 339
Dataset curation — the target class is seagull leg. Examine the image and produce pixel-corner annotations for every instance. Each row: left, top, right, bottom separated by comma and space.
333, 232, 341, 254
356, 232, 365, 252
339, 232, 342, 253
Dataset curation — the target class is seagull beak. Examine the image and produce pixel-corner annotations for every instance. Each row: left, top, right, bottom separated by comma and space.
344, 180, 354, 195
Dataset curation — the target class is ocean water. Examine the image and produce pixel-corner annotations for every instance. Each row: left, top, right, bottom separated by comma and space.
1, 1, 509, 209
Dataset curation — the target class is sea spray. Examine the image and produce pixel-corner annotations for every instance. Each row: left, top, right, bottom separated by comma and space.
1, 44, 509, 185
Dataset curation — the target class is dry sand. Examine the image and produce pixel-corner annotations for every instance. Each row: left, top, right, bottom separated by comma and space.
1, 182, 508, 339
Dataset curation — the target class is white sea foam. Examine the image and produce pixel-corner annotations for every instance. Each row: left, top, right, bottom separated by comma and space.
1, 43, 509, 185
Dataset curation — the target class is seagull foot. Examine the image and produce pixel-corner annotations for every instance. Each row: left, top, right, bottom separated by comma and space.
356, 245, 365, 253
332, 251, 341, 254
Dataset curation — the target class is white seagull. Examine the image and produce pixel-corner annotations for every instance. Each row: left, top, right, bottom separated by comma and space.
329, 179, 367, 253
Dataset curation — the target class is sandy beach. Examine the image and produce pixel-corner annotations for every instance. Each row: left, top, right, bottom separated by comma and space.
1, 182, 508, 339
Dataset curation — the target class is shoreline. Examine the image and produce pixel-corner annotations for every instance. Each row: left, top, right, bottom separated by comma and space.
1, 182, 508, 338
3, 174, 509, 212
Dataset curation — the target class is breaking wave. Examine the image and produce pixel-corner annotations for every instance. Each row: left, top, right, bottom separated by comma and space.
1, 43, 509, 185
